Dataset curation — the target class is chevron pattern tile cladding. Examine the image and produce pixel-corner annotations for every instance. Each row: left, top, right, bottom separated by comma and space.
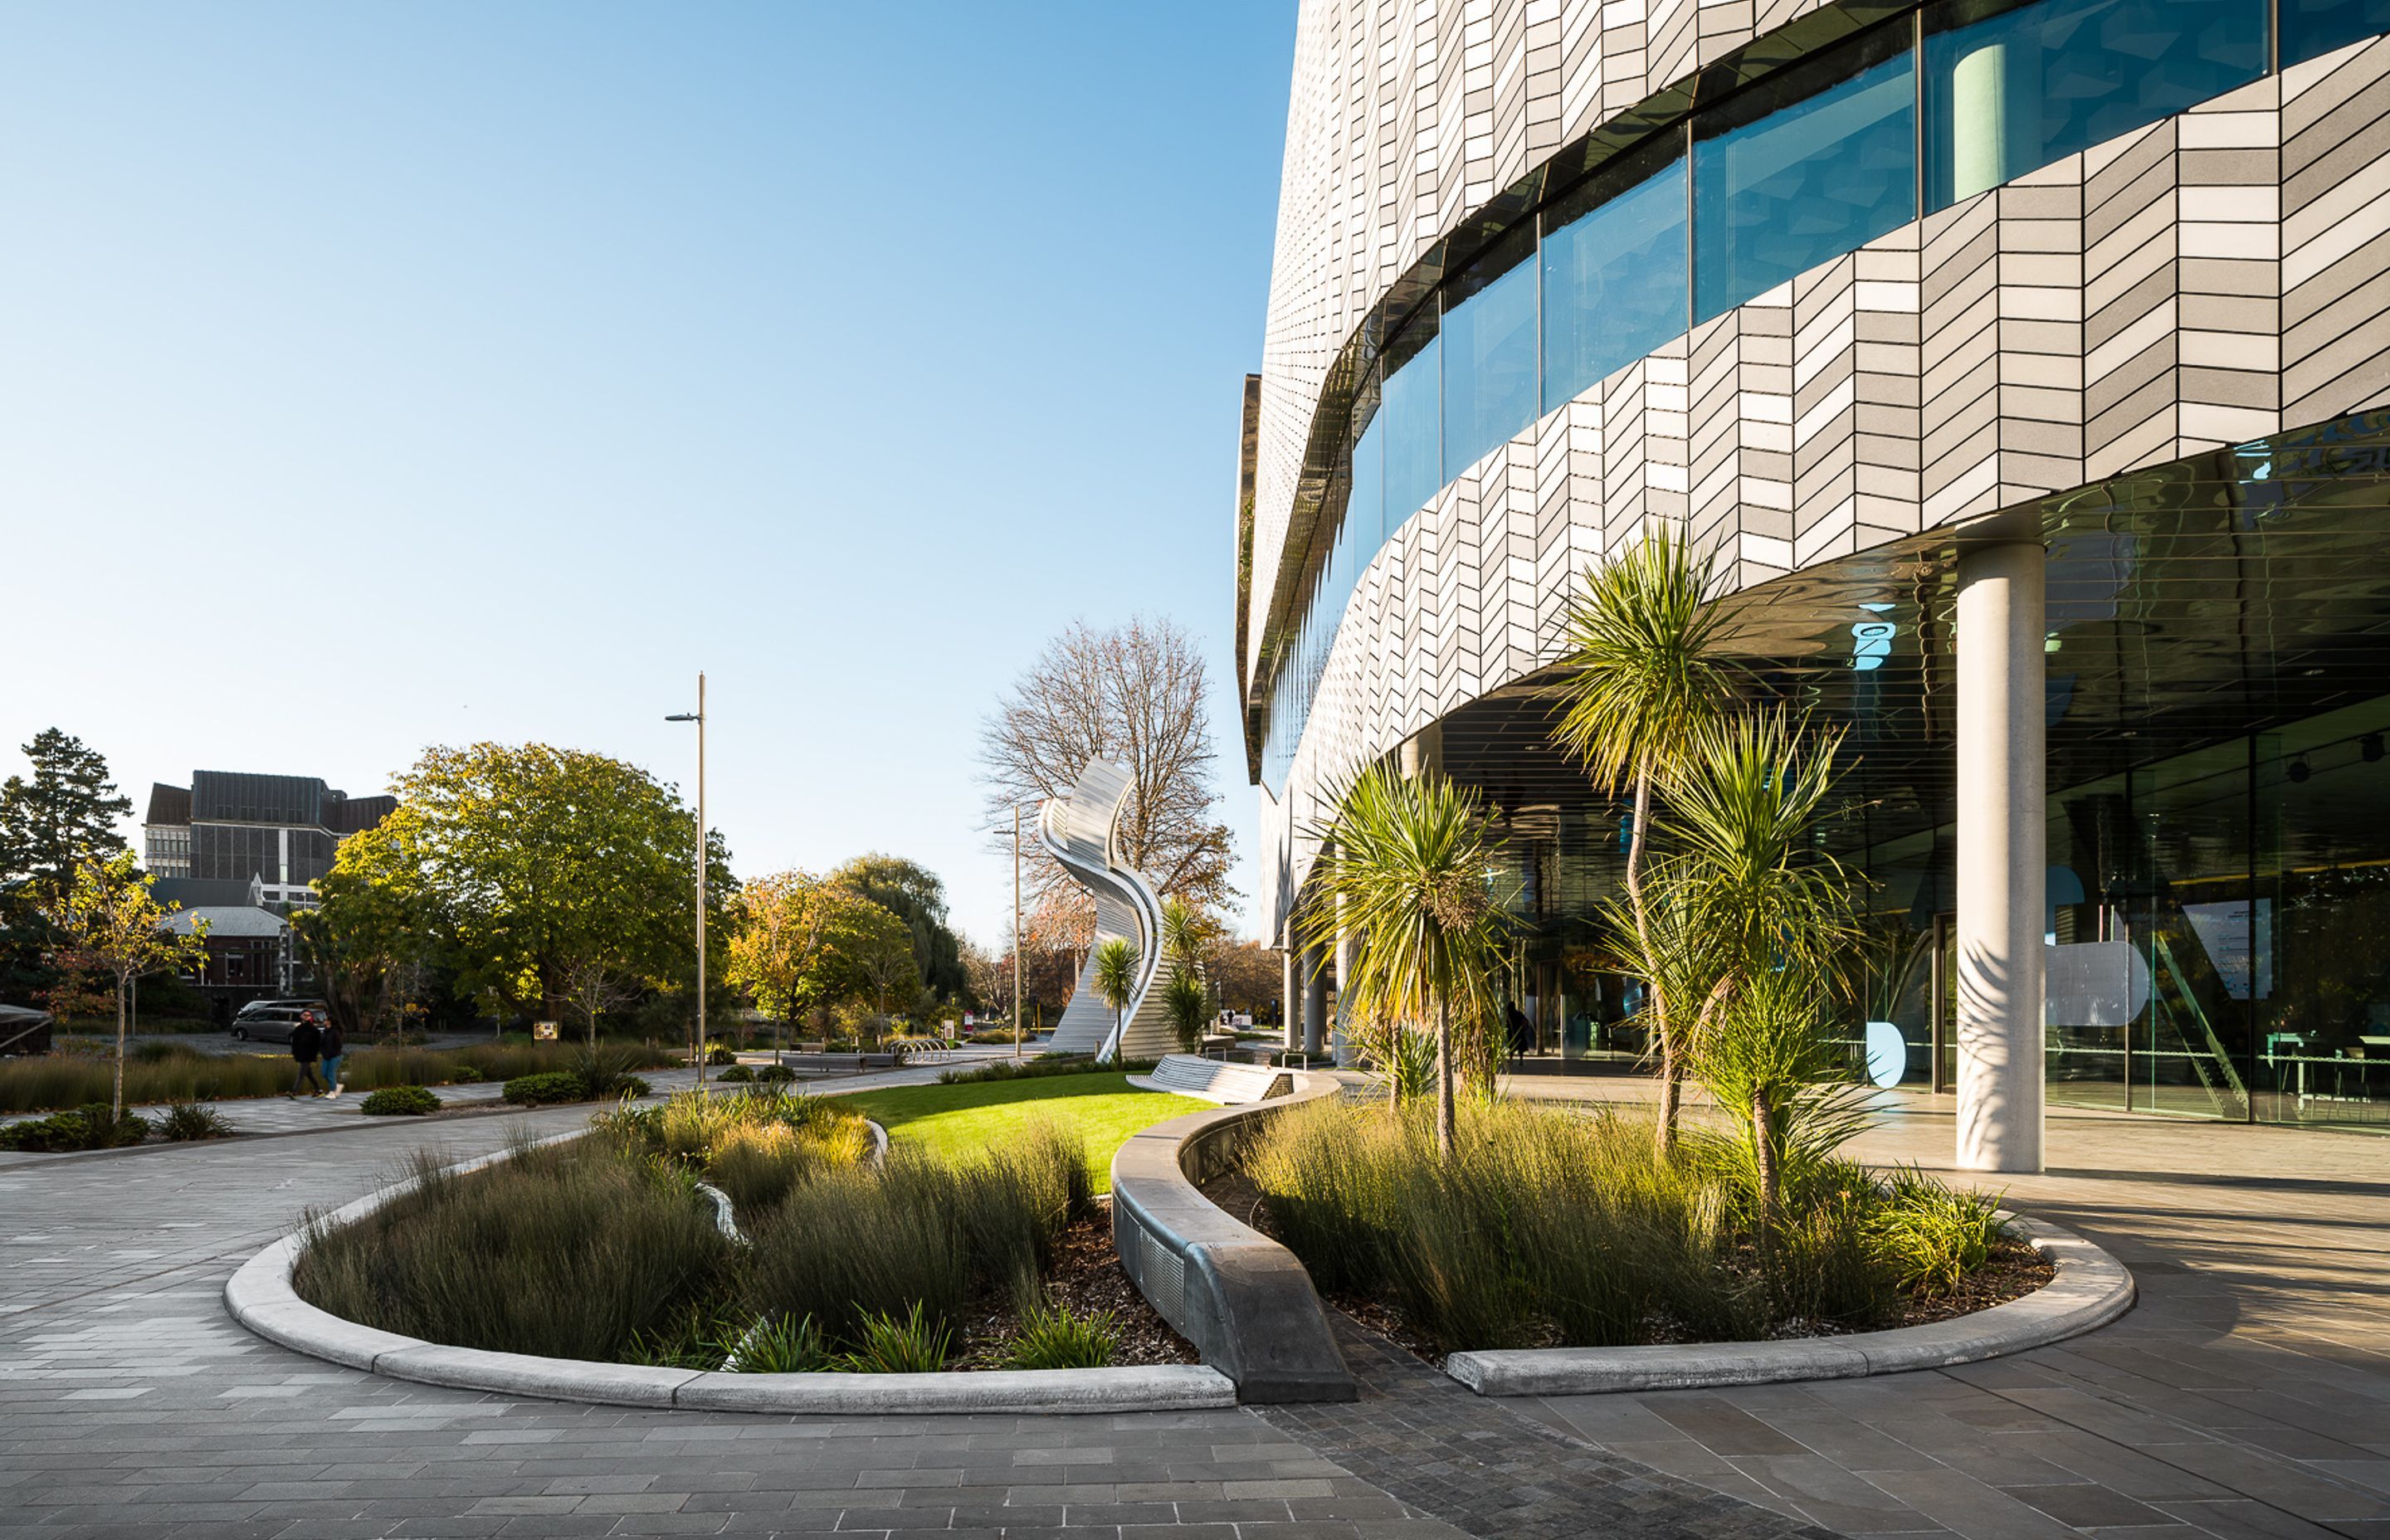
1251, 31, 2390, 933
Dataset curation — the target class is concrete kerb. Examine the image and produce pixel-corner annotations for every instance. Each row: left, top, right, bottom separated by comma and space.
1444, 1211, 2136, 1396
1108, 1071, 1358, 1404
222, 1122, 1237, 1415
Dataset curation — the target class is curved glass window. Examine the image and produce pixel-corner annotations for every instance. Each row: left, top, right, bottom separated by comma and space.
1695, 32, 1916, 322
1926, 0, 2266, 210
1543, 150, 1689, 408
2283, 0, 2390, 66
1382, 324, 1443, 527
1442, 228, 1540, 479
1258, 0, 2375, 782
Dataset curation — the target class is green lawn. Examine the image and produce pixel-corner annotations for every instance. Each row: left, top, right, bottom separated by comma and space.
840, 1073, 1207, 1193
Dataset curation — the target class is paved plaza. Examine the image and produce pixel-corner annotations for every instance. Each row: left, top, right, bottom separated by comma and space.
2, 1084, 2386, 1539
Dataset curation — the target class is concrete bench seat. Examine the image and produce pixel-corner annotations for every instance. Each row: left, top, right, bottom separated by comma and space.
1131, 1054, 1293, 1105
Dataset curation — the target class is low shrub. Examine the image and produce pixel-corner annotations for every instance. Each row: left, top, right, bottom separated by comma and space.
715, 1065, 755, 1083
938, 1055, 1157, 1086
705, 1044, 738, 1066
294, 1136, 734, 1361
0, 1039, 676, 1114
731, 1313, 829, 1373
0, 1102, 151, 1153
502, 1072, 589, 1106
754, 1065, 797, 1084
1867, 1166, 2010, 1297
1002, 1298, 1119, 1370
154, 1102, 236, 1140
361, 1085, 440, 1117
836, 1303, 950, 1372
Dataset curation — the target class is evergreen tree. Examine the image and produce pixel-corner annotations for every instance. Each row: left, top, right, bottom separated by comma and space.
0, 729, 133, 887
0, 730, 133, 1006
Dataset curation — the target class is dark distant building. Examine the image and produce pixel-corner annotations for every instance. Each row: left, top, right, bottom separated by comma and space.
142, 771, 394, 912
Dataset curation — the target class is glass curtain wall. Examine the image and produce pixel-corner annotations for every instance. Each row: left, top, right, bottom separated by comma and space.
1260, 0, 2364, 794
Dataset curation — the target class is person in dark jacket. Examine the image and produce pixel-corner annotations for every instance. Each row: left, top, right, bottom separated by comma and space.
317, 1017, 345, 1099
288, 1012, 325, 1097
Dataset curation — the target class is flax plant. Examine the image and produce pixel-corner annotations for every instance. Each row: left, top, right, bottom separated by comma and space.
1300, 763, 1512, 1158
1551, 526, 1737, 1156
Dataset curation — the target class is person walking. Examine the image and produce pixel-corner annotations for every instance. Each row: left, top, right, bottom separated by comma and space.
288, 1011, 325, 1098
317, 1016, 345, 1099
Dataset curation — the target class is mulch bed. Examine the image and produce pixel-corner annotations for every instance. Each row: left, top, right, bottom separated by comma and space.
948, 1206, 1200, 1370
1197, 1167, 2055, 1367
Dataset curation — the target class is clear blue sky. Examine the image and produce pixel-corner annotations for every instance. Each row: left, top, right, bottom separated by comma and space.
0, 2, 1293, 946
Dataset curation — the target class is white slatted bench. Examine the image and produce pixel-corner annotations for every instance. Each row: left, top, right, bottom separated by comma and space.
1130, 1053, 1294, 1105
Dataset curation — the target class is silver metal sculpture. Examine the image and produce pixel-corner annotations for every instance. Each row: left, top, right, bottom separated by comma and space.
1036, 759, 1178, 1063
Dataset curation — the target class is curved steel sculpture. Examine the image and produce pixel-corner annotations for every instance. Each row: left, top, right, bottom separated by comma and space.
1038, 760, 1178, 1063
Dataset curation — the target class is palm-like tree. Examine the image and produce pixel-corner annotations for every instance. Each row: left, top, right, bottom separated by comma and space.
1302, 763, 1511, 1158
1552, 526, 1737, 1155
1090, 937, 1140, 1055
1617, 708, 1851, 1216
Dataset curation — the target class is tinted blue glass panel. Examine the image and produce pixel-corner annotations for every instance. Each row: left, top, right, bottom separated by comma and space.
1349, 419, 1384, 553
1926, 0, 2266, 210
1542, 156, 1689, 407
1694, 46, 1917, 322
1381, 332, 1442, 530
2278, 0, 2386, 66
1442, 256, 1539, 477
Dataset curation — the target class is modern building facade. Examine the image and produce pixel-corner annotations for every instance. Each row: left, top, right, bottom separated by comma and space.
143, 771, 395, 911
1242, 0, 2390, 1161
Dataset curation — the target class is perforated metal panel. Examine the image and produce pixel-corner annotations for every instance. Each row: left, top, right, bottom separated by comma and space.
1139, 1223, 1186, 1328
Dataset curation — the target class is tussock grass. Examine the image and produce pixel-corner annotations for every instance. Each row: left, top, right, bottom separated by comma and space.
1246, 1097, 2004, 1352
292, 1136, 733, 1362
743, 1120, 1088, 1345
598, 1089, 873, 1213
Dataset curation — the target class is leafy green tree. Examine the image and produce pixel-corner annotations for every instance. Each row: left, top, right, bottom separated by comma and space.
1090, 938, 1139, 1054
322, 743, 730, 1026
40, 854, 210, 1118
290, 866, 427, 1045
836, 898, 919, 1045
0, 729, 133, 1005
829, 854, 968, 1001
724, 870, 887, 1050
1551, 528, 1738, 1156
1301, 764, 1513, 1159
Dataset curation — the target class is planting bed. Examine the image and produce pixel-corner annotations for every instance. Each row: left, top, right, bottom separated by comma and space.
1212, 1095, 2062, 1367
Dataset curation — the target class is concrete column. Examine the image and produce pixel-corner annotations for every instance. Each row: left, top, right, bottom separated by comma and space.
1949, 30, 2039, 204
1333, 894, 1356, 1065
1301, 942, 1327, 1056
1397, 721, 1443, 781
1281, 935, 1301, 1054
1956, 539, 2046, 1173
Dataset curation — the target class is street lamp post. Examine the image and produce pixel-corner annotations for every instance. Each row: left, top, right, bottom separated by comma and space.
666, 673, 707, 1089
1022, 808, 1032, 1056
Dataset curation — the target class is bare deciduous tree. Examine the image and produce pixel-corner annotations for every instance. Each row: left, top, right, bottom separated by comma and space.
978, 616, 1236, 926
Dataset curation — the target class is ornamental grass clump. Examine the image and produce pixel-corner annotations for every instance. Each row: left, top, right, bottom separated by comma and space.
293, 1136, 733, 1362
741, 1120, 1085, 1348
598, 1088, 872, 1211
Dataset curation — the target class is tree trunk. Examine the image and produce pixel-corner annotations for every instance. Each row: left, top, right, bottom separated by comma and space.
1627, 763, 1682, 1161
1750, 1085, 1779, 1230
112, 977, 128, 1123
1434, 992, 1456, 1161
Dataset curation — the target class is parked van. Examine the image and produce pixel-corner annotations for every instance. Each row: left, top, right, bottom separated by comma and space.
229, 998, 331, 1045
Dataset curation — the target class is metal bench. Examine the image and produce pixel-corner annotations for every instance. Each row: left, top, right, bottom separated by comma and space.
1131, 1053, 1294, 1105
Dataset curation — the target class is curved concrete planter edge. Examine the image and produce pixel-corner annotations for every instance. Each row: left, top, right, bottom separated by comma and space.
1442, 1211, 2135, 1396
222, 1126, 1235, 1415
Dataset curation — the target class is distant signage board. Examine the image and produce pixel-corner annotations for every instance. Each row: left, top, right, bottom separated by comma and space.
533, 1021, 559, 1040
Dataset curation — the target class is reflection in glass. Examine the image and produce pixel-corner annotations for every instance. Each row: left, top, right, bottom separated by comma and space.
1695, 37, 1916, 321
1382, 328, 1442, 530
1441, 231, 1539, 479
1925, 0, 2267, 210
2280, 0, 2390, 67
1542, 154, 1689, 408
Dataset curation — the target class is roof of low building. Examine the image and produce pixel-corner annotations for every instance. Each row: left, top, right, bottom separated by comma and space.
162, 906, 286, 938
